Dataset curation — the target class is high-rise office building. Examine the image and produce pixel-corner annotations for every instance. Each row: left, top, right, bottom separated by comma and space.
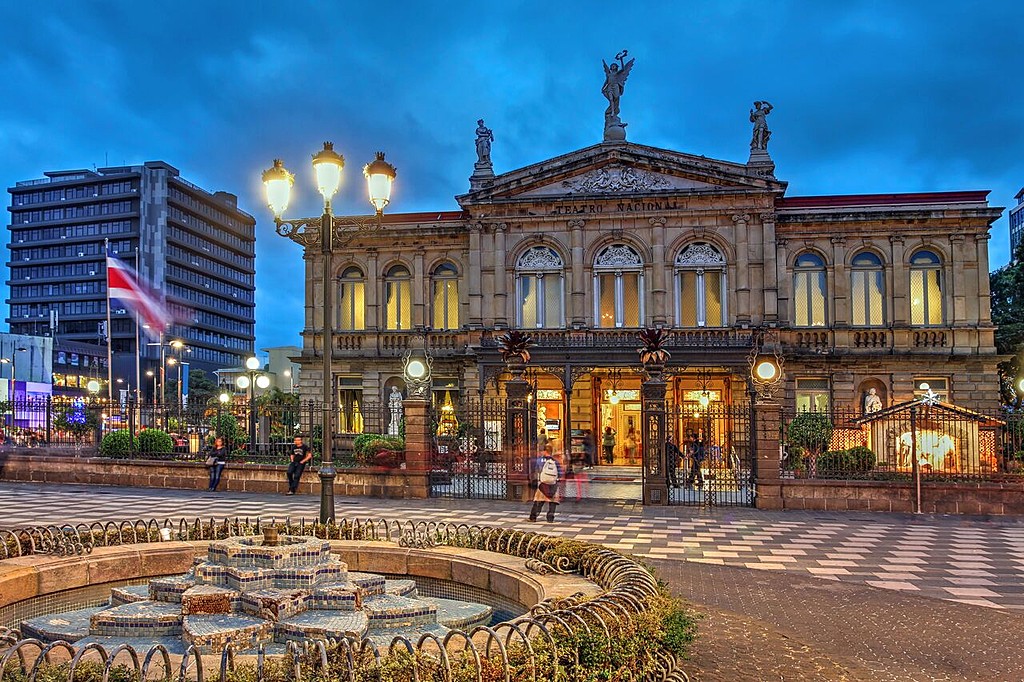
1010, 187, 1024, 260
6, 162, 255, 397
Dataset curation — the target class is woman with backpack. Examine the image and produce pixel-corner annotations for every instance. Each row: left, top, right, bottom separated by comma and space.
528, 449, 562, 522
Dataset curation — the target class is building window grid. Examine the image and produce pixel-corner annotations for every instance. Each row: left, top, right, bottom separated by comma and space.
850, 251, 886, 327
431, 264, 460, 330
338, 267, 366, 331
795, 377, 831, 413
909, 250, 944, 327
515, 247, 565, 329
384, 266, 412, 331
593, 244, 644, 329
793, 252, 827, 327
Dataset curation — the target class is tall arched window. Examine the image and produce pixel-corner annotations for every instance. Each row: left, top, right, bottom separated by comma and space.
850, 251, 885, 326
431, 262, 459, 330
384, 264, 412, 330
674, 242, 727, 327
338, 266, 365, 331
793, 252, 827, 327
515, 246, 564, 328
594, 244, 643, 328
910, 249, 943, 326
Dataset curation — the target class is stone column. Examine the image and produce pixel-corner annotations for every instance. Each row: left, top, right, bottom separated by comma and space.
366, 249, 380, 330
493, 223, 509, 328
412, 248, 426, 329
753, 389, 783, 510
949, 233, 967, 326
468, 223, 483, 328
976, 233, 992, 325
569, 219, 586, 327
650, 217, 668, 326
831, 236, 847, 327
733, 214, 751, 324
505, 362, 532, 501
761, 212, 779, 322
889, 236, 906, 326
641, 364, 668, 505
776, 238, 790, 325
401, 397, 431, 499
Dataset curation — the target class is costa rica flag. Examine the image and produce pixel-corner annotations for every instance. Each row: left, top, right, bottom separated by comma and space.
106, 251, 172, 338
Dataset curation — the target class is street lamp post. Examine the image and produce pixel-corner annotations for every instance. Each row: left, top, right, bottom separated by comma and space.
146, 370, 157, 406
262, 144, 396, 523
236, 356, 270, 457
217, 391, 230, 439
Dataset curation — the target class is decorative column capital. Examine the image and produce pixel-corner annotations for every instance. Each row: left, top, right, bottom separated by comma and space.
731, 213, 750, 225
648, 216, 667, 227
468, 221, 483, 233
759, 212, 776, 223
889, 235, 905, 246
775, 238, 788, 248
974, 233, 991, 243
491, 222, 508, 233
949, 232, 967, 243
567, 218, 586, 230
830, 236, 847, 246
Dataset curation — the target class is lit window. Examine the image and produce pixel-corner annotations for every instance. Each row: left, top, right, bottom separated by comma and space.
850, 252, 885, 326
431, 263, 459, 330
793, 252, 827, 327
515, 247, 564, 328
338, 267, 365, 331
795, 377, 830, 412
675, 242, 727, 327
910, 250, 943, 326
594, 244, 643, 328
914, 378, 949, 402
384, 265, 412, 330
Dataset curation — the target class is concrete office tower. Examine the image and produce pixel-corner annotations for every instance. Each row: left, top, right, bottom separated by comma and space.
7, 162, 256, 397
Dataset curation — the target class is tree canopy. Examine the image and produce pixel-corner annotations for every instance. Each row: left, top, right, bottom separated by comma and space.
990, 243, 1024, 406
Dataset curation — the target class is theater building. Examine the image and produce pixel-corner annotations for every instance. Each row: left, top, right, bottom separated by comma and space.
288, 119, 1002, 463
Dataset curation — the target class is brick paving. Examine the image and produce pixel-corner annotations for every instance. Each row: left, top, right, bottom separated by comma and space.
2, 481, 1023, 679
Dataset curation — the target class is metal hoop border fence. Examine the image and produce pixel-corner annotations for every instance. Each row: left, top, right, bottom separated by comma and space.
0, 517, 690, 682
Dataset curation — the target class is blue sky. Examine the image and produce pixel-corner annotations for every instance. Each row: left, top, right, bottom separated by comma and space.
3, 1, 1022, 349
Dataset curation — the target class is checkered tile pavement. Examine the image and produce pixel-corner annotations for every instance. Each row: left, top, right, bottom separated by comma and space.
2, 482, 1022, 611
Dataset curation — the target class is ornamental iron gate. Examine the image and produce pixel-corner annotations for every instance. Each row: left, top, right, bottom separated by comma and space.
668, 402, 755, 506
428, 398, 509, 499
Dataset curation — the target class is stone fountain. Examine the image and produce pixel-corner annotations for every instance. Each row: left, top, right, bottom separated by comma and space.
21, 531, 493, 653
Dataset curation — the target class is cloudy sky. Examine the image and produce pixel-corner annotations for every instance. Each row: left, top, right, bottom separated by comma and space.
2, 1, 1021, 350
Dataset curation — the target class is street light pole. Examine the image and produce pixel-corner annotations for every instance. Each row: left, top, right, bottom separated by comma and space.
262, 145, 396, 524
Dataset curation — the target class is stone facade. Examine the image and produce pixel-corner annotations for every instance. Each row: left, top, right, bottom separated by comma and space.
286, 140, 1002, 436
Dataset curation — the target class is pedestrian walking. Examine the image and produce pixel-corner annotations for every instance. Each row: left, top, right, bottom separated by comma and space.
528, 450, 562, 522
623, 427, 639, 465
665, 434, 682, 487
286, 435, 312, 495
205, 437, 228, 492
685, 433, 706, 488
581, 429, 596, 468
602, 426, 616, 464
569, 444, 589, 501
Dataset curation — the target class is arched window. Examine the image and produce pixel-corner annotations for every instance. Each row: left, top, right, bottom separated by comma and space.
910, 249, 943, 326
594, 244, 644, 328
431, 263, 459, 330
384, 264, 412, 330
338, 266, 365, 331
515, 246, 564, 328
793, 252, 827, 327
850, 252, 885, 326
674, 242, 727, 327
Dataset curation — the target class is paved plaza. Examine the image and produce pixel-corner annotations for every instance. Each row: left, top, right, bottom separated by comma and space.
2, 481, 1024, 680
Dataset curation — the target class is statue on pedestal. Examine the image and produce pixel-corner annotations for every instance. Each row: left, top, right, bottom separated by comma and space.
863, 387, 882, 414
388, 386, 404, 436
601, 50, 635, 142
474, 119, 493, 165
749, 101, 774, 152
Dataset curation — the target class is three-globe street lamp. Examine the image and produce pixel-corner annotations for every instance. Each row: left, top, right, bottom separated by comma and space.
237, 356, 270, 457
262, 143, 396, 523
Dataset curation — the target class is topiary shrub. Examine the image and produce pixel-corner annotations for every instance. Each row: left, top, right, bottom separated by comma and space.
787, 412, 834, 478
353, 433, 404, 466
99, 429, 135, 458
137, 428, 174, 455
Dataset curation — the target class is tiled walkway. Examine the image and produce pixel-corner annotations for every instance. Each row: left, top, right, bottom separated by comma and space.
2, 482, 1022, 611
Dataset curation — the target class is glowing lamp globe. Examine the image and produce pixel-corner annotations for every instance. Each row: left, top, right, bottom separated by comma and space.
245, 356, 261, 371
364, 152, 397, 214
754, 359, 779, 382
261, 159, 294, 217
312, 142, 344, 199
236, 376, 251, 390
255, 375, 271, 389
406, 359, 427, 379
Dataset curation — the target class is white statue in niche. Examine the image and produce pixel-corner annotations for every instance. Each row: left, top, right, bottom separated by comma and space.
388, 386, 404, 436
864, 388, 882, 414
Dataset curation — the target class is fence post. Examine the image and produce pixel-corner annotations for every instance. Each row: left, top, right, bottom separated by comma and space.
45, 396, 51, 445
504, 361, 532, 502
910, 405, 922, 513
641, 363, 668, 505
401, 397, 431, 499
753, 386, 784, 510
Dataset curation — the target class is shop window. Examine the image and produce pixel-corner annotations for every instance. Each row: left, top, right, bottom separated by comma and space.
594, 244, 643, 328
850, 251, 885, 326
338, 267, 365, 331
336, 376, 364, 433
794, 252, 827, 327
910, 250, 944, 326
795, 377, 830, 412
674, 242, 727, 327
431, 263, 459, 330
515, 246, 564, 328
384, 264, 412, 330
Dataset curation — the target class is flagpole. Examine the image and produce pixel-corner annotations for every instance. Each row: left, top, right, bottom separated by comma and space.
134, 248, 142, 404
104, 238, 114, 400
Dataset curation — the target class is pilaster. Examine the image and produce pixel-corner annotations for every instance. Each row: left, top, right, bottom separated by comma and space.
733, 214, 751, 324
569, 219, 586, 327
649, 217, 668, 326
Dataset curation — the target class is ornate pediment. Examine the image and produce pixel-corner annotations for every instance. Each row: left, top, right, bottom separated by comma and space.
519, 164, 714, 197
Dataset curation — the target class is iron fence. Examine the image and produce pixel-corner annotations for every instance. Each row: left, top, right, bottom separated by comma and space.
667, 403, 754, 507
781, 405, 1024, 482
429, 398, 509, 499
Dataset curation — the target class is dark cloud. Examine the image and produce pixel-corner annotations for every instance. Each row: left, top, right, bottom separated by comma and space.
2, 0, 1021, 348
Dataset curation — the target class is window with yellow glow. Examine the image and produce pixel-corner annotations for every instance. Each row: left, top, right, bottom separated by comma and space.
431, 263, 459, 330
794, 252, 827, 327
384, 264, 412, 330
338, 267, 365, 331
515, 247, 563, 328
594, 244, 644, 328
910, 250, 943, 326
675, 242, 727, 327
850, 251, 885, 326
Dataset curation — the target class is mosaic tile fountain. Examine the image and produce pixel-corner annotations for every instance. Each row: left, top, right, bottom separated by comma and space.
21, 532, 494, 654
